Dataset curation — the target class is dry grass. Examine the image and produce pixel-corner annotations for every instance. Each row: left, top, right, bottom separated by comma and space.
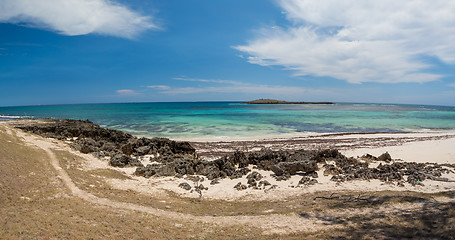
0, 125, 270, 239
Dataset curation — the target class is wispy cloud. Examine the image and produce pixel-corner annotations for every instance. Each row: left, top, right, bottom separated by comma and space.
147, 85, 171, 90
235, 0, 455, 84
116, 89, 138, 95
0, 0, 157, 38
158, 85, 308, 95
145, 78, 325, 98
448, 83, 455, 88
172, 77, 246, 85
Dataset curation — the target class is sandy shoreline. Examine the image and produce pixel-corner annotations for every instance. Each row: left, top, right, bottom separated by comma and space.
124, 131, 455, 201
185, 130, 455, 161
4, 120, 454, 202
169, 129, 455, 142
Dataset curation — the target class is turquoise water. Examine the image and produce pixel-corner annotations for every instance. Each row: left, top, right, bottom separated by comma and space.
1, 102, 455, 138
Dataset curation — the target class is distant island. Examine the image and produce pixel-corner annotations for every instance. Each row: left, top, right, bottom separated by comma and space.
244, 99, 334, 104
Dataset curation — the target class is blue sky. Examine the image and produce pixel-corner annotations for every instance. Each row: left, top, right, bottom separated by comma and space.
1, 0, 455, 107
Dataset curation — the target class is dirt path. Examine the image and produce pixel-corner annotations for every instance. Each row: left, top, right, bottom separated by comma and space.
9, 125, 455, 235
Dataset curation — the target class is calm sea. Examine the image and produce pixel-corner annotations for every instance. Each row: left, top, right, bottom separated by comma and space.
1, 102, 454, 138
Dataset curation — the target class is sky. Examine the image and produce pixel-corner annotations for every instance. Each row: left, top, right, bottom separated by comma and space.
1, 0, 455, 107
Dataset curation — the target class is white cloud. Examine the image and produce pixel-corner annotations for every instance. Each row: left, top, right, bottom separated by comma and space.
172, 77, 246, 85
116, 89, 137, 95
145, 77, 330, 97
147, 81, 326, 97
235, 0, 455, 84
0, 0, 156, 38
147, 85, 171, 90
159, 85, 307, 95
448, 83, 455, 88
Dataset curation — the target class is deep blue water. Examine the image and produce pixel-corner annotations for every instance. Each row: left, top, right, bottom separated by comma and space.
1, 102, 455, 138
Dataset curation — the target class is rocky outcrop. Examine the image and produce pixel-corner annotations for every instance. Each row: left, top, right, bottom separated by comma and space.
178, 182, 192, 191
14, 119, 455, 188
110, 153, 143, 167
15, 119, 196, 168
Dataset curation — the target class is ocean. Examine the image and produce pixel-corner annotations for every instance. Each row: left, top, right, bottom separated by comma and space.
1, 102, 455, 138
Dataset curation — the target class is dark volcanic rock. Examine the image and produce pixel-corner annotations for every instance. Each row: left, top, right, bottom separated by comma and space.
194, 184, 208, 191
275, 174, 291, 181
14, 119, 455, 187
15, 119, 196, 160
230, 168, 251, 179
230, 150, 248, 168
258, 180, 271, 187
135, 163, 177, 177
323, 164, 341, 176
271, 161, 318, 176
110, 154, 143, 167
210, 179, 220, 185
377, 152, 392, 162
299, 176, 318, 185
246, 171, 263, 186
179, 182, 192, 190
234, 182, 247, 191
304, 171, 318, 178
136, 146, 151, 155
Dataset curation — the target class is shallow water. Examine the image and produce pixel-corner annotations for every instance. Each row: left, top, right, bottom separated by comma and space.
1, 102, 454, 138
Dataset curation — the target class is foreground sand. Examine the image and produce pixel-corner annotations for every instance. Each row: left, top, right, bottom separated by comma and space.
1, 122, 455, 239
166, 131, 455, 201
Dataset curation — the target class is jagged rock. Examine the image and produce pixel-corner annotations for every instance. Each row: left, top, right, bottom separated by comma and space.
110, 154, 143, 167
133, 162, 176, 177
185, 175, 204, 183
15, 119, 196, 161
100, 141, 117, 153
247, 171, 262, 181
378, 152, 392, 162
14, 119, 455, 187
210, 179, 220, 185
407, 173, 426, 186
271, 161, 318, 176
234, 182, 247, 191
197, 165, 221, 180
331, 175, 346, 182
311, 149, 344, 163
121, 143, 134, 155
230, 167, 251, 179
136, 145, 151, 156
299, 176, 318, 185
134, 165, 154, 177
323, 164, 341, 176
361, 153, 377, 161
174, 158, 195, 175
195, 184, 208, 191
179, 182, 192, 190
154, 163, 177, 177
275, 174, 291, 181
231, 150, 248, 168
258, 180, 271, 187
304, 171, 318, 178
247, 171, 262, 186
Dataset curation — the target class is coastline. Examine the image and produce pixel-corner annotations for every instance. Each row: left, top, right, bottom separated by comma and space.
1, 119, 455, 238
170, 129, 455, 142
181, 130, 455, 162
3, 119, 455, 200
